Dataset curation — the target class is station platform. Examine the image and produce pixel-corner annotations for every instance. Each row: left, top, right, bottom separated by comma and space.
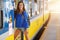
39, 13, 60, 40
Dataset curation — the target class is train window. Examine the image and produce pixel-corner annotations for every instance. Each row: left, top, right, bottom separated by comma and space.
13, 0, 48, 19
29, 0, 37, 18
0, 10, 3, 29
44, 0, 48, 11
40, 0, 44, 14
34, 0, 37, 14
14, 0, 44, 18
37, 0, 40, 15
29, 0, 41, 18
31, 0, 37, 16
29, 1, 32, 18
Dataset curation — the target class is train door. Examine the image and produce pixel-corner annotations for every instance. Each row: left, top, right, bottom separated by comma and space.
0, 10, 3, 29
0, 0, 14, 35
0, 0, 3, 29
3, 0, 14, 35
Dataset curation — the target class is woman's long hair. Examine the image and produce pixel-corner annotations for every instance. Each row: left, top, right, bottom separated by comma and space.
16, 1, 25, 13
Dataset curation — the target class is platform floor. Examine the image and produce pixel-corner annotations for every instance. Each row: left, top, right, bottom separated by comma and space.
39, 13, 60, 40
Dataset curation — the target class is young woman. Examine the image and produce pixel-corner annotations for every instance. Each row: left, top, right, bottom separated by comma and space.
14, 1, 30, 40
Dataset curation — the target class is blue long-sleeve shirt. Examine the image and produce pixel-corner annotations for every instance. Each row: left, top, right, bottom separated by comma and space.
15, 11, 29, 28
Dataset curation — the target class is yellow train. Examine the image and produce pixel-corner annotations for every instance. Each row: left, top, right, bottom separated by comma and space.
5, 11, 50, 40
0, 0, 50, 40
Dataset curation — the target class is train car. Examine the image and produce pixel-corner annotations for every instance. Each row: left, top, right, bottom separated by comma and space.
0, 0, 50, 40
14, 0, 50, 40
0, 0, 14, 40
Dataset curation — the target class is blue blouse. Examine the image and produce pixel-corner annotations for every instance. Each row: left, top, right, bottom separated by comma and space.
15, 11, 29, 28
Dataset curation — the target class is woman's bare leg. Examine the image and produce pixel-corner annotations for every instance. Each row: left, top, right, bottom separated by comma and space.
24, 29, 30, 40
14, 29, 21, 40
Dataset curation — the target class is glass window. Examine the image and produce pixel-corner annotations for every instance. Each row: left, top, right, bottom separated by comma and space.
14, 0, 47, 18
44, 0, 48, 12
29, 0, 32, 17
40, 0, 44, 14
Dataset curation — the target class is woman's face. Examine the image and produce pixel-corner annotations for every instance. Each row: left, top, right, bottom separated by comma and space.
19, 3, 23, 11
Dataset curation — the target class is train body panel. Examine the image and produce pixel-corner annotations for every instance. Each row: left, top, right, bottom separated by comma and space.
5, 12, 50, 40
0, 0, 14, 40
0, 0, 49, 40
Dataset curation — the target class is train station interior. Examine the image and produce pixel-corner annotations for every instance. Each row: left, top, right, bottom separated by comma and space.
0, 0, 60, 40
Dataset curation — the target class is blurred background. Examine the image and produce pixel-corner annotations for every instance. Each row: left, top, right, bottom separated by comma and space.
0, 0, 60, 40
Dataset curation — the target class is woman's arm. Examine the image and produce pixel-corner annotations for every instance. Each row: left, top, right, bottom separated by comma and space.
23, 11, 28, 19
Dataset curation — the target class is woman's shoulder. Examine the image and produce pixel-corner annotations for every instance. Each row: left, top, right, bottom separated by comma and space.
23, 11, 28, 18
23, 11, 28, 15
23, 11, 27, 13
